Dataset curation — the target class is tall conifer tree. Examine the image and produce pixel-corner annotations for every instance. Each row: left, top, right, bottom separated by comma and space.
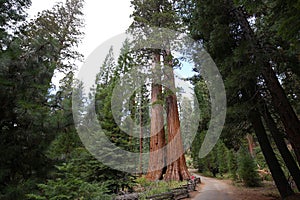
130, 0, 190, 180
183, 0, 299, 197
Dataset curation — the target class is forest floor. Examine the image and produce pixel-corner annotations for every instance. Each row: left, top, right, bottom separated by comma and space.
187, 175, 281, 200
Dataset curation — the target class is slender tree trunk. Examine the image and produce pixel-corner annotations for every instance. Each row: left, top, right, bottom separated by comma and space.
139, 95, 144, 175
261, 65, 300, 165
246, 134, 255, 158
146, 53, 166, 181
262, 105, 300, 191
163, 51, 190, 181
129, 92, 136, 152
249, 109, 294, 199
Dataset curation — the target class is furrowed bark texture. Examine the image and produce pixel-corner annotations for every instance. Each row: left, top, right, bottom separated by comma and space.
146, 53, 166, 180
163, 52, 190, 181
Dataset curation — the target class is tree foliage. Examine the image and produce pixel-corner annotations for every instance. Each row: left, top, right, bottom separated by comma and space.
1, 0, 300, 198
0, 0, 84, 199
237, 147, 261, 187
184, 0, 299, 197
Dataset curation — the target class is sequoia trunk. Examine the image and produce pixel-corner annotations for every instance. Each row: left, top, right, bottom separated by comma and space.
146, 53, 166, 180
163, 52, 190, 181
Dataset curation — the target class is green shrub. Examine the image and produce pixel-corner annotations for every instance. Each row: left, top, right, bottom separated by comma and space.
135, 176, 152, 188
237, 147, 261, 187
227, 149, 238, 180
26, 162, 112, 200
26, 177, 111, 200
135, 177, 184, 200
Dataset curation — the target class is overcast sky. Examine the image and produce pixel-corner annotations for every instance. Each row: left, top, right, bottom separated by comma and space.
28, 0, 133, 59
28, 0, 134, 87
28, 0, 195, 86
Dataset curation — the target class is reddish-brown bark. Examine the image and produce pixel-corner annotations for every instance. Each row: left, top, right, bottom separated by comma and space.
146, 51, 190, 181
146, 53, 166, 180
163, 95, 190, 181
246, 134, 255, 158
163, 54, 191, 181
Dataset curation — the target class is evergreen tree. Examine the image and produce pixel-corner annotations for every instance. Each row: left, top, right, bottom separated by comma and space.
137, 84, 151, 174
180, 97, 194, 150
233, 0, 300, 166
95, 43, 136, 151
227, 149, 238, 180
217, 141, 229, 176
27, 149, 111, 200
182, 0, 298, 198
93, 43, 138, 191
0, 0, 84, 198
0, 0, 31, 50
31, 41, 139, 199
47, 72, 83, 160
237, 146, 261, 187
130, 0, 167, 179
262, 104, 300, 191
271, 0, 300, 54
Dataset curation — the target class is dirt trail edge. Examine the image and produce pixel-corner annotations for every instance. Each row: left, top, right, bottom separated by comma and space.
189, 175, 279, 200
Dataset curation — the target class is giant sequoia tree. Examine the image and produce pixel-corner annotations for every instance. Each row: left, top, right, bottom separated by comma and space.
130, 0, 190, 181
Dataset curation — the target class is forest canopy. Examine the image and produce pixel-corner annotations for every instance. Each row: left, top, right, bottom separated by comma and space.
0, 0, 299, 199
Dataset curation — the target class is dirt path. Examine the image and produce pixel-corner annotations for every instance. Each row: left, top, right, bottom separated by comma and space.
192, 176, 233, 200
188, 175, 280, 200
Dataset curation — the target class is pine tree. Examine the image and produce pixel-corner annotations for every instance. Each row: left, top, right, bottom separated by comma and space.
227, 149, 238, 180
217, 142, 229, 176
47, 72, 82, 160
271, 0, 300, 54
180, 97, 194, 150
237, 146, 261, 187
130, 0, 167, 177
235, 0, 300, 167
137, 84, 151, 174
0, 0, 84, 198
27, 149, 112, 200
249, 109, 294, 197
262, 105, 300, 191
95, 46, 131, 150
0, 0, 31, 51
